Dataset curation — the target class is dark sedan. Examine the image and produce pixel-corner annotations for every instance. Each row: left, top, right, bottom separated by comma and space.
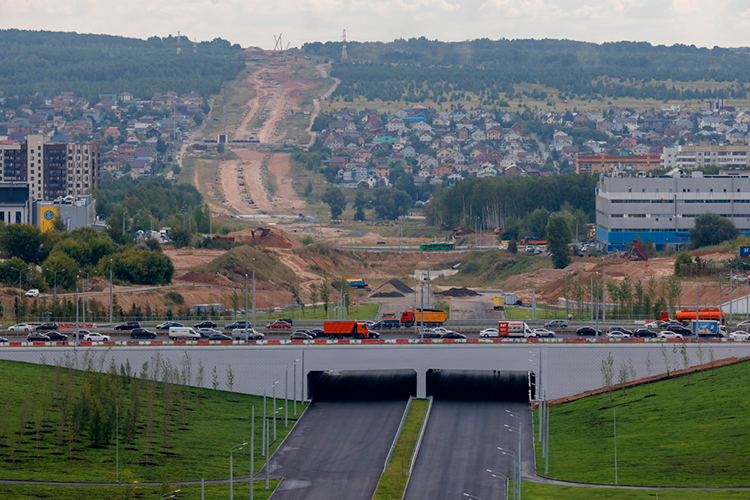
27, 332, 50, 341
115, 322, 141, 330
45, 331, 68, 341
576, 327, 602, 336
608, 326, 633, 335
633, 328, 658, 338
290, 331, 314, 340
208, 333, 232, 341
308, 328, 323, 338
130, 328, 157, 339
668, 324, 692, 336
194, 321, 218, 329
441, 332, 467, 339
35, 322, 59, 330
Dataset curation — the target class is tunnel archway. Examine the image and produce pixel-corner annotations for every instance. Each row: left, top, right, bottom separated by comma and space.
426, 369, 534, 401
308, 370, 417, 401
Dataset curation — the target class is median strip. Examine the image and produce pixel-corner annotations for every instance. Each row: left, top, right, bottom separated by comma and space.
372, 398, 430, 500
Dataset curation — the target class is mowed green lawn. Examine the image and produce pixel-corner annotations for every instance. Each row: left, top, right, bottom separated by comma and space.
0, 359, 306, 484
536, 361, 750, 487
522, 482, 750, 499
0, 481, 280, 500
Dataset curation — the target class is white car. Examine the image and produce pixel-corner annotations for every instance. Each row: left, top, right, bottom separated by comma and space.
83, 332, 111, 342
645, 320, 663, 330
8, 323, 33, 331
606, 331, 631, 339
657, 331, 683, 340
480, 328, 499, 338
533, 328, 555, 338
729, 330, 750, 342
25, 289, 39, 298
736, 320, 750, 329
430, 327, 453, 335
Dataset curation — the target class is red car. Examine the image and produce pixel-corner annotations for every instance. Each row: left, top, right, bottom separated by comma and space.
266, 320, 292, 329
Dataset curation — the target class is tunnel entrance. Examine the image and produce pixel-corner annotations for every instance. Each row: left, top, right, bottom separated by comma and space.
308, 370, 417, 401
426, 369, 534, 401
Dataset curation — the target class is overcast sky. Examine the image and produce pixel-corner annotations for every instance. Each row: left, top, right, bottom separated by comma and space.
2, 0, 750, 49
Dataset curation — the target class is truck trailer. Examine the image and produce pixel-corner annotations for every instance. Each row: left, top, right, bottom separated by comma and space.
323, 320, 372, 339
400, 308, 447, 327
346, 278, 368, 289
690, 320, 727, 338
674, 308, 726, 323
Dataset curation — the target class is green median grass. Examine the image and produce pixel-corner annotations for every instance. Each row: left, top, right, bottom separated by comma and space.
535, 360, 750, 487
0, 359, 306, 484
372, 399, 429, 500
522, 482, 750, 499
0, 480, 280, 500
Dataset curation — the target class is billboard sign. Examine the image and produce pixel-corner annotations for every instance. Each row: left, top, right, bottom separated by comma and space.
39, 206, 58, 232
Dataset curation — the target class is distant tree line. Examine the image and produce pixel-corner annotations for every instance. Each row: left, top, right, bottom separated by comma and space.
302, 38, 750, 102
0, 29, 244, 102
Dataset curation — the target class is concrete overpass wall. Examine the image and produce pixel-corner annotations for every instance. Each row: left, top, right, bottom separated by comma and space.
0, 343, 748, 400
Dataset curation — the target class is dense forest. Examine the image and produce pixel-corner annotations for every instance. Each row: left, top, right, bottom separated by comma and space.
0, 30, 245, 101
302, 38, 750, 102
428, 174, 599, 235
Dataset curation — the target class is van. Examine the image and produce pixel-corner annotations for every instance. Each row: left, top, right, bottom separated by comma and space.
232, 328, 264, 341
168, 327, 201, 341
498, 321, 535, 338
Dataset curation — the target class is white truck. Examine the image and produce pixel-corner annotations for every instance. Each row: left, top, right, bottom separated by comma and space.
690, 320, 727, 338
497, 321, 535, 338
168, 327, 201, 341
232, 328, 264, 341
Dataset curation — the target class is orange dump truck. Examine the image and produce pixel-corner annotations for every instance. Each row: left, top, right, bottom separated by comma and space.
400, 308, 448, 327
323, 321, 372, 339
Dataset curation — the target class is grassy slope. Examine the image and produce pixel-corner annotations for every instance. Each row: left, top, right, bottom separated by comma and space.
0, 360, 305, 483
536, 361, 750, 487
201, 66, 257, 141
0, 481, 280, 500
373, 399, 429, 500
522, 482, 750, 499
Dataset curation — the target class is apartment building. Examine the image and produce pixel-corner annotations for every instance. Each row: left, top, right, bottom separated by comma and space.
596, 172, 750, 251
661, 145, 750, 170
576, 154, 661, 174
0, 135, 100, 202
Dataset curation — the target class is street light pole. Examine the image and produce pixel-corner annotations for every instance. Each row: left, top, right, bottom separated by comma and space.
250, 406, 254, 500
109, 258, 113, 325
229, 442, 248, 500
252, 259, 256, 327
245, 274, 249, 336
498, 447, 517, 500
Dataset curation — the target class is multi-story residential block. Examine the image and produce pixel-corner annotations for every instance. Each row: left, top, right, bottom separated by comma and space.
596, 172, 750, 251
661, 145, 750, 170
0, 135, 100, 202
576, 154, 661, 174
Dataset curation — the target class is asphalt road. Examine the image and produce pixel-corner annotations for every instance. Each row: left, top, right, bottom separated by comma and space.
269, 399, 408, 500
404, 401, 534, 500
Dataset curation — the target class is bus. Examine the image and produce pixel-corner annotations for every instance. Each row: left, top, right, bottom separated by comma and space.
420, 242, 455, 251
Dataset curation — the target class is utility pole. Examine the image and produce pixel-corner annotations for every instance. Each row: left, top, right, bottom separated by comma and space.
602, 258, 606, 323
109, 259, 113, 324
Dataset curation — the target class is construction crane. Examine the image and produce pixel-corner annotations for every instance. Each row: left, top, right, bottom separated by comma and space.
272, 34, 283, 55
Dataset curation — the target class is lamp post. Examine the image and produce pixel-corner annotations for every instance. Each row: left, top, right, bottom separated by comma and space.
486, 469, 508, 498
497, 447, 517, 500
252, 258, 256, 328
506, 409, 523, 499
10, 266, 23, 294
109, 258, 113, 325
463, 493, 482, 500
45, 268, 65, 297
160, 489, 181, 500
272, 380, 279, 441
245, 274, 249, 337
229, 442, 248, 500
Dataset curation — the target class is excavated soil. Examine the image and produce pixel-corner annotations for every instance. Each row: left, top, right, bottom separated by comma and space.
225, 226, 300, 249
163, 248, 228, 270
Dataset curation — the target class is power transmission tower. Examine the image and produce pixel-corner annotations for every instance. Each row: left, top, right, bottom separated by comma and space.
341, 29, 348, 63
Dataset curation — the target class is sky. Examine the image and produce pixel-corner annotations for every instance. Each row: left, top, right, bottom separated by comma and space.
1, 0, 750, 49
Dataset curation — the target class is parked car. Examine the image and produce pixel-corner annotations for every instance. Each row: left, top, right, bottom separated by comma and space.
35, 322, 59, 330
441, 332, 466, 339
155, 321, 182, 330
532, 328, 556, 338
27, 332, 50, 342
633, 328, 658, 338
576, 327, 601, 336
606, 331, 631, 339
209, 333, 232, 341
729, 330, 750, 342
479, 328, 499, 338
232, 328, 264, 341
8, 323, 33, 331
657, 331, 683, 340
266, 320, 292, 329
608, 326, 633, 336
130, 328, 157, 339
194, 321, 218, 329
84, 332, 111, 342
115, 321, 141, 330
290, 331, 314, 340
544, 320, 568, 329
25, 289, 40, 298
224, 321, 252, 330
197, 328, 222, 338
45, 331, 68, 341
